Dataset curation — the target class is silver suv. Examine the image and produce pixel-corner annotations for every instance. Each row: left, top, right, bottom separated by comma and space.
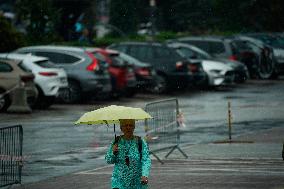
15, 46, 112, 103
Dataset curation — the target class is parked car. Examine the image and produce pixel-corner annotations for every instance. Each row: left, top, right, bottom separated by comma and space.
115, 52, 160, 93
232, 35, 277, 79
85, 48, 137, 97
238, 33, 284, 77
0, 58, 38, 112
167, 43, 235, 87
97, 47, 158, 93
0, 53, 68, 109
108, 42, 206, 93
14, 46, 112, 103
172, 36, 253, 81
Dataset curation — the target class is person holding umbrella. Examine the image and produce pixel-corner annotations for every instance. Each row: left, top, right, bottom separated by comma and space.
105, 119, 151, 189
75, 105, 152, 188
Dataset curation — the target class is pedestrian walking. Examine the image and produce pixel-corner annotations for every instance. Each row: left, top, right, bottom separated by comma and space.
105, 119, 151, 189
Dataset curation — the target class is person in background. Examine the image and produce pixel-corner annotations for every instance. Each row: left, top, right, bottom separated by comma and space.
105, 119, 151, 189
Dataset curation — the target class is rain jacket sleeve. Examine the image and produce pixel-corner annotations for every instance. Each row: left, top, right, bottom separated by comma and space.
105, 139, 116, 164
141, 139, 151, 177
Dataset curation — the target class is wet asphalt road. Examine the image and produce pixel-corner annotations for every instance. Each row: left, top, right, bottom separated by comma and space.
1, 78, 284, 184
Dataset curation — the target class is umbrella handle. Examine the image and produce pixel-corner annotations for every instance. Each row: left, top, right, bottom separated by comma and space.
114, 124, 116, 139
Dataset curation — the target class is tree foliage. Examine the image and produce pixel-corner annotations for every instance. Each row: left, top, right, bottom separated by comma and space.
109, 0, 284, 34
15, 0, 61, 43
109, 0, 144, 35
0, 16, 26, 52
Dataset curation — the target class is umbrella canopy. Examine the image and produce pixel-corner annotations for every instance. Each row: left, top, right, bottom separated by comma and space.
75, 105, 152, 125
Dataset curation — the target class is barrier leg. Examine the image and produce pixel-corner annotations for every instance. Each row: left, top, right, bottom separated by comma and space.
165, 145, 188, 159
282, 143, 284, 160
176, 145, 188, 158
150, 151, 164, 164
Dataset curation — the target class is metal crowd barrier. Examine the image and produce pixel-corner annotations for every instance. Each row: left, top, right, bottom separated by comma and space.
0, 125, 23, 188
145, 98, 188, 164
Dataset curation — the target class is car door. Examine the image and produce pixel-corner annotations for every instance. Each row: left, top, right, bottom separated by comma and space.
0, 61, 17, 90
153, 45, 182, 73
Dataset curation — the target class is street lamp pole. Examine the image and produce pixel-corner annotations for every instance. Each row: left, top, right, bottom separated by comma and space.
149, 0, 156, 39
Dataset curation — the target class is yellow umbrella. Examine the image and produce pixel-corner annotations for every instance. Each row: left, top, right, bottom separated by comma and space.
75, 105, 152, 125
75, 105, 152, 138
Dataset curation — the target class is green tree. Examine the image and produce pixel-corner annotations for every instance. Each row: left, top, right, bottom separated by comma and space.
109, 0, 141, 35
0, 16, 26, 52
157, 0, 284, 33
245, 0, 284, 31
15, 0, 61, 43
211, 0, 250, 31
158, 0, 214, 32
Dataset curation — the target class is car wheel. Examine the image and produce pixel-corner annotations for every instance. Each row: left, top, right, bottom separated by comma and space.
31, 87, 53, 109
199, 75, 210, 89
0, 89, 11, 112
61, 81, 82, 103
257, 48, 275, 79
150, 75, 168, 94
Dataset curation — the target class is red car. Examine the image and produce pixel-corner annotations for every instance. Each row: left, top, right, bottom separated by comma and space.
86, 48, 137, 97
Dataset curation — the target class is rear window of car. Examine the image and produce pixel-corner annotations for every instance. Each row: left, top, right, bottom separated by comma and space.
156, 46, 184, 61
182, 40, 225, 55
129, 45, 154, 62
183, 40, 210, 52
232, 40, 252, 51
241, 41, 261, 53
35, 51, 81, 64
154, 46, 172, 58
0, 62, 13, 72
35, 60, 58, 68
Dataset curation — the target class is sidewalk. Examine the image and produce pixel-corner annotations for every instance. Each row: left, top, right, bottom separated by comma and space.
12, 127, 284, 189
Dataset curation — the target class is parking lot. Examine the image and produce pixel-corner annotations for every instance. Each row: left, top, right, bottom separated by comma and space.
1, 77, 284, 186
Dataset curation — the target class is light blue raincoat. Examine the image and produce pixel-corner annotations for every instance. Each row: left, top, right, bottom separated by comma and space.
105, 136, 151, 189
